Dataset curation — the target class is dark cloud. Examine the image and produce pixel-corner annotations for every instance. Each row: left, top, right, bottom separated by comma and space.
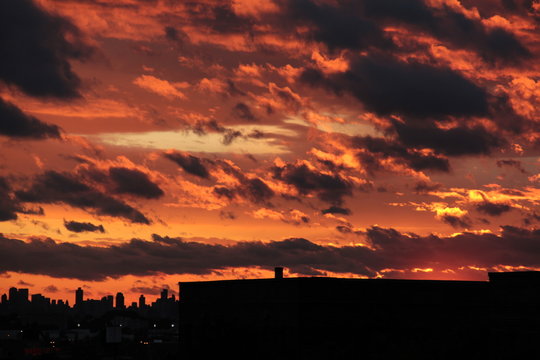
501, 0, 529, 11
213, 186, 236, 200
4, 226, 540, 280
359, 225, 540, 272
232, 102, 256, 121
243, 178, 274, 204
16, 171, 150, 224
109, 167, 164, 199
167, 153, 274, 205
225, 79, 247, 97
44, 285, 59, 293
0, 0, 92, 141
269, 84, 302, 111
189, 120, 262, 146
496, 159, 527, 174
413, 181, 442, 194
282, 0, 392, 52
0, 98, 61, 139
272, 163, 353, 205
222, 129, 243, 145
130, 285, 165, 296
219, 211, 236, 220
0, 0, 92, 98
441, 215, 472, 229
279, 0, 530, 63
0, 233, 351, 280
352, 136, 450, 173
179, 0, 531, 66
0, 177, 20, 221
321, 206, 351, 215
64, 220, 105, 233
362, 0, 435, 24
301, 55, 488, 119
17, 280, 33, 286
362, 0, 531, 64
213, 179, 274, 204
336, 225, 353, 234
164, 26, 188, 44
247, 130, 264, 139
393, 122, 503, 156
211, 160, 275, 204
182, 1, 254, 34
294, 12, 523, 158
501, 0, 539, 19
476, 202, 512, 217
198, 3, 253, 34
498, 189, 526, 200
19, 206, 45, 216
163, 152, 210, 179
489, 94, 529, 134
523, 213, 540, 226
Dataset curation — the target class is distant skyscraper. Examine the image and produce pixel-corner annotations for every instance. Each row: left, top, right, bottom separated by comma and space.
116, 292, 125, 309
106, 295, 114, 308
76, 287, 83, 305
18, 288, 29, 302
1, 294, 6, 304
8, 287, 17, 302
139, 294, 146, 308
161, 288, 168, 300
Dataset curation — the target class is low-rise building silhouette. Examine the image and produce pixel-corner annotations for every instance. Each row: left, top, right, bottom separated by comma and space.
179, 269, 540, 360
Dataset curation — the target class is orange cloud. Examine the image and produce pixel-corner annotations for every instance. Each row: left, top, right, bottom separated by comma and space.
231, 0, 279, 18
133, 75, 188, 99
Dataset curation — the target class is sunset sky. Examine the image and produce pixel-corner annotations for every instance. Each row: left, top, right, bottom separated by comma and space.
1, 0, 540, 304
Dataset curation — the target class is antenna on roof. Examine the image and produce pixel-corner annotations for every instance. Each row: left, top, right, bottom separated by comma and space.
274, 267, 284, 279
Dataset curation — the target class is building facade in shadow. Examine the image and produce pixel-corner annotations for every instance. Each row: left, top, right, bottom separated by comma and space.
179, 269, 540, 360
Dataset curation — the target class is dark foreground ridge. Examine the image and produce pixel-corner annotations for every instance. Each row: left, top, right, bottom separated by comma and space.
179, 269, 540, 360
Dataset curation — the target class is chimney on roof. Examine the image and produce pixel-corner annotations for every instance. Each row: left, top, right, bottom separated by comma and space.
275, 267, 284, 279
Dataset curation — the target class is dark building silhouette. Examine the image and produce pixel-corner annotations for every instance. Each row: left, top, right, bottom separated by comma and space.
139, 294, 146, 308
18, 289, 28, 303
8, 287, 17, 302
105, 295, 114, 308
75, 287, 83, 306
179, 270, 540, 360
274, 266, 284, 279
160, 288, 168, 301
7, 287, 29, 311
115, 292, 125, 309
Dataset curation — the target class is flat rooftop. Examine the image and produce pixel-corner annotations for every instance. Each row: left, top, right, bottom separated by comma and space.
179, 276, 490, 304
